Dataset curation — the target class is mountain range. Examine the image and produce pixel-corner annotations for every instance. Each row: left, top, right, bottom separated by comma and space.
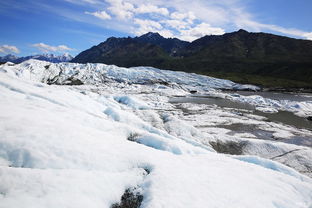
0, 53, 73, 63
72, 29, 312, 88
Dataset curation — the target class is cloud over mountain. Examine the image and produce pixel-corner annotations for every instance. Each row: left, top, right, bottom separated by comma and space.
0, 45, 20, 54
32, 43, 74, 53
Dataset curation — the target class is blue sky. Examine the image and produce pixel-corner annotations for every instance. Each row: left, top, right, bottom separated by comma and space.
0, 0, 311, 56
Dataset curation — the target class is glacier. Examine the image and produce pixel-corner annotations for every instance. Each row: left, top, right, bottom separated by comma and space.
0, 59, 312, 208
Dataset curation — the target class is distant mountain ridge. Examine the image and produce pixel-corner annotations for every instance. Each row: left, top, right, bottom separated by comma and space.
0, 53, 73, 63
72, 30, 312, 88
135, 32, 189, 54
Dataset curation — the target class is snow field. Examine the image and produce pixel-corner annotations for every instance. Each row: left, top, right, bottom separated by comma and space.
0, 60, 312, 207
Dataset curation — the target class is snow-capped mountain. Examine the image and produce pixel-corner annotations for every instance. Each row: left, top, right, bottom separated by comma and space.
0, 54, 19, 62
0, 53, 73, 63
0, 60, 312, 208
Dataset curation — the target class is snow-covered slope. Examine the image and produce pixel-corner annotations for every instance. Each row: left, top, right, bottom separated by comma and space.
0, 60, 312, 208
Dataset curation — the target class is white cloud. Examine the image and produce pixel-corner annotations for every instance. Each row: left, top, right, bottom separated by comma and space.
171, 11, 195, 20
157, 30, 175, 38
0, 45, 20, 54
133, 18, 162, 34
133, 18, 174, 38
134, 19, 162, 29
98, 0, 227, 41
85, 11, 111, 20
179, 23, 225, 41
266, 26, 312, 40
303, 33, 312, 40
106, 0, 134, 20
61, 0, 312, 41
235, 18, 312, 40
161, 0, 230, 25
104, 0, 170, 20
32, 43, 74, 53
162, 19, 189, 30
170, 11, 196, 25
135, 4, 169, 16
